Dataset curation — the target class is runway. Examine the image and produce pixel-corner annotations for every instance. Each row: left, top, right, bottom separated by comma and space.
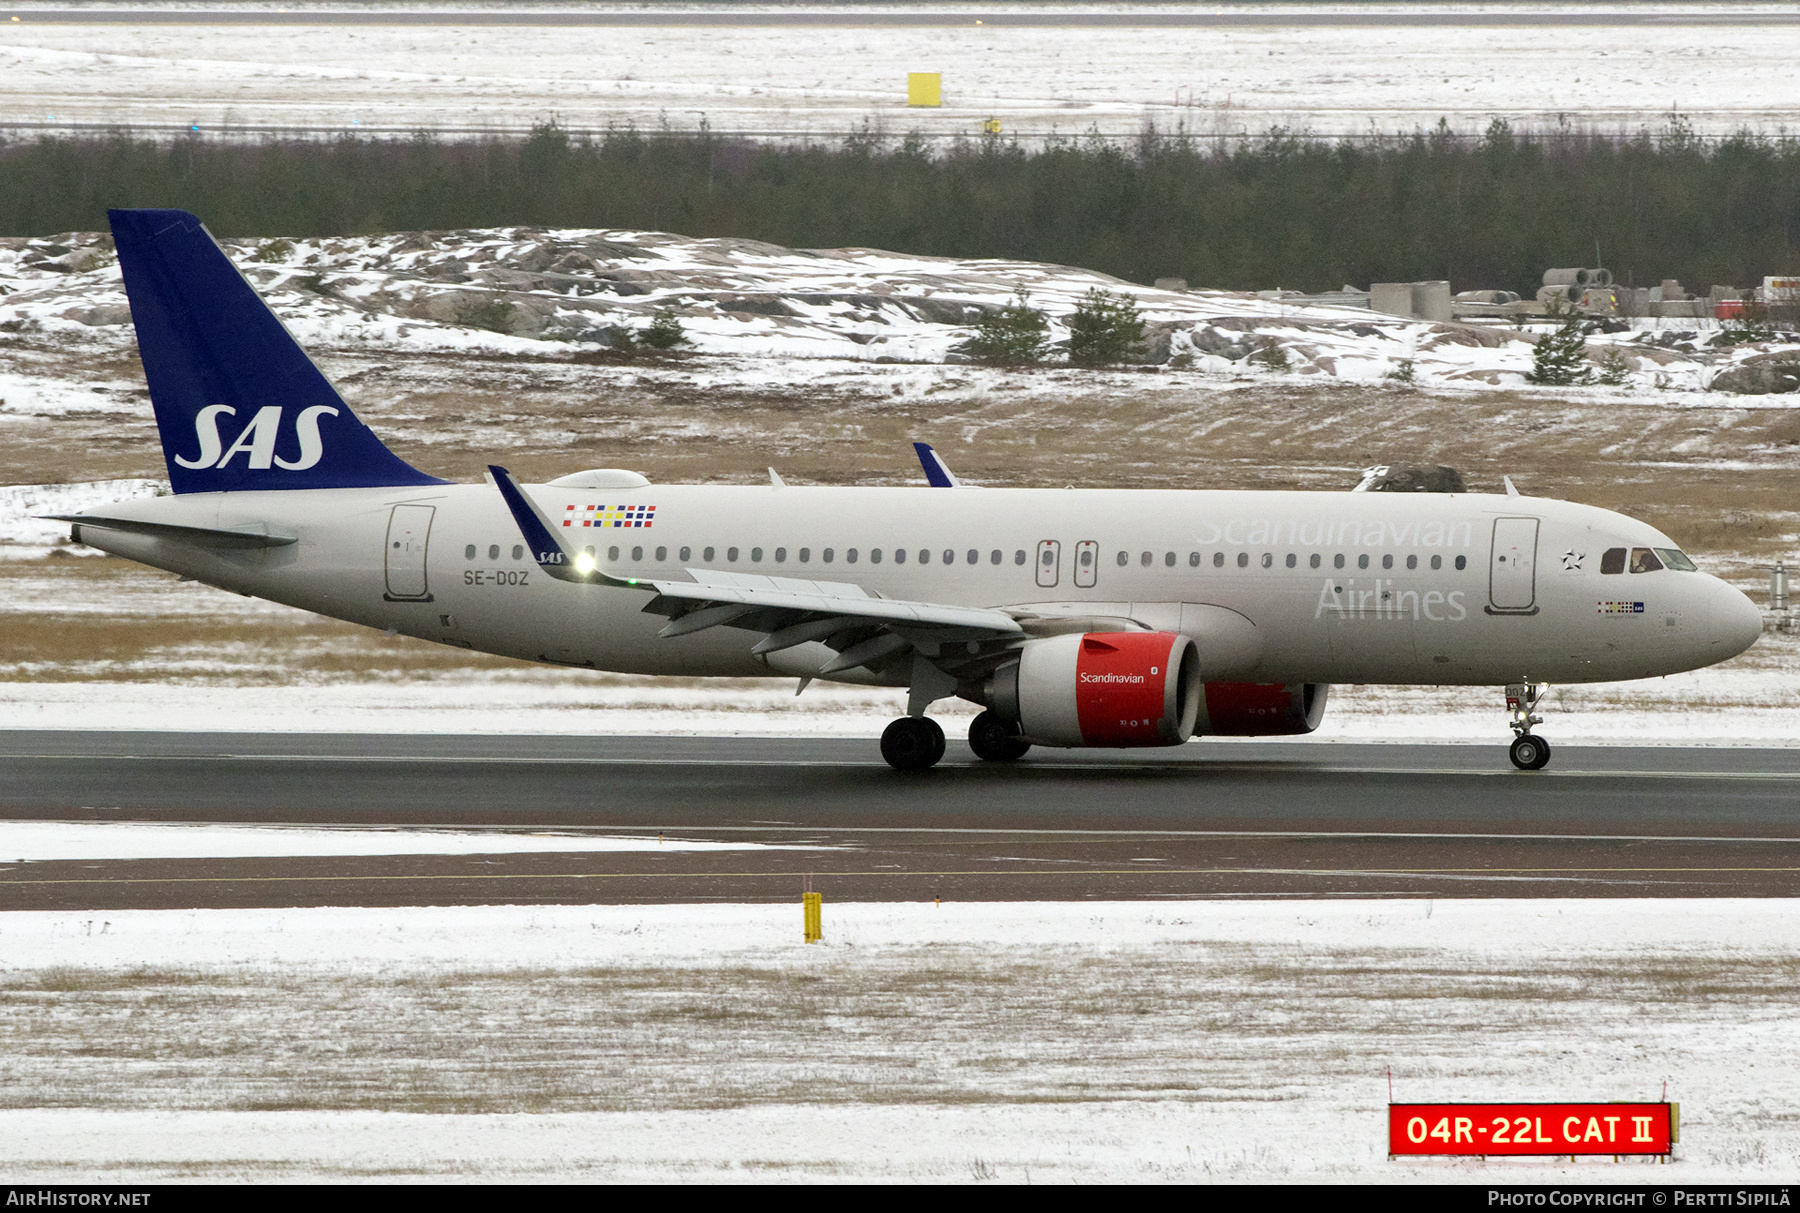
3, 732, 1799, 908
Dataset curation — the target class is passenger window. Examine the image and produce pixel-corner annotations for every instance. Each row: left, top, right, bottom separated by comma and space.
1164, 552, 1176, 567
655, 546, 667, 562
703, 547, 715, 562
1334, 554, 1345, 569
1358, 554, 1370, 570
583, 546, 595, 557
464, 544, 476, 559
823, 548, 834, 562
990, 550, 1002, 565
1629, 548, 1664, 574
798, 548, 810, 562
1286, 553, 1297, 569
1430, 555, 1442, 571
608, 546, 620, 561
847, 549, 859, 564
870, 548, 882, 563
1140, 551, 1153, 567
1381, 554, 1393, 570
1656, 548, 1698, 571
774, 547, 786, 562
680, 546, 692, 562
631, 545, 643, 561
1454, 556, 1467, 570
1236, 552, 1249, 568
895, 549, 906, 564
488, 544, 500, 560
512, 545, 523, 560
1310, 553, 1321, 569
1079, 548, 1093, 568
1117, 551, 1129, 568
1213, 552, 1224, 568
1600, 548, 1627, 574
1261, 553, 1272, 569
942, 550, 954, 565
967, 549, 978, 565
1405, 554, 1417, 570
727, 547, 739, 562
921, 550, 932, 565
1014, 550, 1027, 566
1189, 552, 1201, 567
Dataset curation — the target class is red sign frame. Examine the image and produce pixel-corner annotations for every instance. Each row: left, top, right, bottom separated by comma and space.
1389, 1104, 1675, 1156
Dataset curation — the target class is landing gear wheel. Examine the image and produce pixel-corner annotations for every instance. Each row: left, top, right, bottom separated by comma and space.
1509, 734, 1552, 771
881, 716, 946, 771
968, 711, 1032, 762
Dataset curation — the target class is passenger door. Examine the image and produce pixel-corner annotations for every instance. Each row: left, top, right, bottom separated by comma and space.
384, 503, 435, 601
1488, 517, 1539, 614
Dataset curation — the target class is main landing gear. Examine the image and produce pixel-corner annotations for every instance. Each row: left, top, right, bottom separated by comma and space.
880, 715, 945, 771
1505, 682, 1552, 770
880, 711, 1033, 770
968, 710, 1031, 763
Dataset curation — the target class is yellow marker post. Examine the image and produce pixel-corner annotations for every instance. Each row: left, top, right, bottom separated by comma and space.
981, 117, 1002, 135
908, 73, 942, 107
803, 891, 823, 943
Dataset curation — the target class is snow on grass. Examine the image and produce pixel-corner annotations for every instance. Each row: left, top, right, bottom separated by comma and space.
0, 820, 823, 863
7, 5, 1800, 140
0, 479, 165, 558
0, 898, 1796, 1181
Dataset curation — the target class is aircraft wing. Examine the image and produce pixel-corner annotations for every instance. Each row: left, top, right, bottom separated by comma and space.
489, 465, 1022, 681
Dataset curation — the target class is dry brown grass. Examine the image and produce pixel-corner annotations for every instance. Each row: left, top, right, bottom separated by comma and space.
2, 945, 1793, 1114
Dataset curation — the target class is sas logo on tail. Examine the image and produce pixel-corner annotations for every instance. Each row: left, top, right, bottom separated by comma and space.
176, 404, 339, 471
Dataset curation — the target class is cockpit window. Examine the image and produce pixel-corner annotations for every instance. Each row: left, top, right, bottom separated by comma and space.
1600, 548, 1626, 575
1655, 548, 1698, 571
1629, 548, 1664, 574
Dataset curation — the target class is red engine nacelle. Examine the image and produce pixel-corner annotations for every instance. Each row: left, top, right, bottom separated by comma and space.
989, 631, 1202, 748
1197, 682, 1330, 736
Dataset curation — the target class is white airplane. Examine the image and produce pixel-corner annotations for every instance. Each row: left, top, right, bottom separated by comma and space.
53, 209, 1763, 771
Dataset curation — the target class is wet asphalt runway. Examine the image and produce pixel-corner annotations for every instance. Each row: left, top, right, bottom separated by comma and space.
3, 732, 1799, 908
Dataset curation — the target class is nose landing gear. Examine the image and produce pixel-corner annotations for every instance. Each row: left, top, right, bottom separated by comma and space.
1505, 682, 1552, 770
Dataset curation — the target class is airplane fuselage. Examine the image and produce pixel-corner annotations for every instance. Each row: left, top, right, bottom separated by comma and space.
75, 482, 1762, 689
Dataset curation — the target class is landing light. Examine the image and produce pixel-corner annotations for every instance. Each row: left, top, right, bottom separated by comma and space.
574, 552, 597, 574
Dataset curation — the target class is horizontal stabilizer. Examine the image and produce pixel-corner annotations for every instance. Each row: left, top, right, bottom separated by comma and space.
49, 515, 298, 549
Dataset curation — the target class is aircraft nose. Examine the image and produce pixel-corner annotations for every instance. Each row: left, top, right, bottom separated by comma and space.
1710, 578, 1764, 658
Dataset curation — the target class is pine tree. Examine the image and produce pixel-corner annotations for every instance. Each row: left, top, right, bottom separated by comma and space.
1526, 314, 1595, 386
964, 289, 1049, 365
641, 306, 688, 349
1066, 288, 1144, 365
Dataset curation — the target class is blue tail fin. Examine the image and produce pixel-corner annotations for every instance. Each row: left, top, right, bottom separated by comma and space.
109, 209, 446, 494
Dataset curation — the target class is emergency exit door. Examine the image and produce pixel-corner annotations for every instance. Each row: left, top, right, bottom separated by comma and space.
1488, 517, 1539, 614
384, 504, 435, 601
1036, 539, 1061, 588
1074, 540, 1098, 588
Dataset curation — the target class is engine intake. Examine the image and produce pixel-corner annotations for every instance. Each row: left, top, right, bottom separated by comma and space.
989, 631, 1201, 748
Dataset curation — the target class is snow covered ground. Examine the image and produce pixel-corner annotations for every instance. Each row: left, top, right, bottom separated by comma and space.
4, 223, 1793, 402
5, 3, 1800, 140
0, 898, 1795, 1181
